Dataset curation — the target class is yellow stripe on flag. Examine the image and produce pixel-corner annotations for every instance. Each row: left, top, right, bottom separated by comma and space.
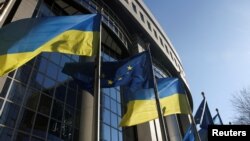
120, 94, 189, 126
0, 30, 99, 76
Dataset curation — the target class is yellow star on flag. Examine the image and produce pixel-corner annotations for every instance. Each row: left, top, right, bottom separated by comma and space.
127, 65, 133, 71
108, 80, 113, 85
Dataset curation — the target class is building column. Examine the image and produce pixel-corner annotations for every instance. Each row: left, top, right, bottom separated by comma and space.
0, 75, 7, 92
165, 115, 182, 141
78, 90, 94, 141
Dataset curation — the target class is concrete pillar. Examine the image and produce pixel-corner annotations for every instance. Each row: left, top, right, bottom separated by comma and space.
12, 0, 38, 21
165, 115, 182, 141
78, 90, 94, 141
137, 122, 154, 141
0, 75, 7, 92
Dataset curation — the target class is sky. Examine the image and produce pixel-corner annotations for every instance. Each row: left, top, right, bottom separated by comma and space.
144, 0, 250, 124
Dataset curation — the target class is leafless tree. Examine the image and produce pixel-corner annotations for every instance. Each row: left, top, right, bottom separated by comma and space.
231, 88, 250, 124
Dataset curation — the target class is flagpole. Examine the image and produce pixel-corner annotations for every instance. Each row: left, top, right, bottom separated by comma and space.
93, 11, 103, 141
147, 45, 169, 141
200, 92, 207, 123
215, 108, 219, 114
178, 73, 201, 141
215, 108, 223, 124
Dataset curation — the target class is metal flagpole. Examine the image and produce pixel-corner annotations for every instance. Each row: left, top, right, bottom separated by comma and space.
147, 45, 169, 141
200, 92, 207, 124
178, 73, 201, 141
215, 108, 222, 124
93, 11, 103, 141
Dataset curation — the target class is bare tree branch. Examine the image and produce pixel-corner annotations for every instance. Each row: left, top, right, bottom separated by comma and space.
231, 87, 250, 124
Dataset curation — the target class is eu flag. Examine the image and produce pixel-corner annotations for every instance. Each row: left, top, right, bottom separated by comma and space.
200, 103, 213, 129
194, 99, 205, 124
183, 126, 195, 141
62, 51, 153, 90
213, 113, 223, 125
194, 99, 213, 129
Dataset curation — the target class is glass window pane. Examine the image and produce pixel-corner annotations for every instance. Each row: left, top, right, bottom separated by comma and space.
41, 52, 50, 59
110, 99, 117, 113
0, 99, 3, 109
35, 57, 48, 73
0, 127, 13, 141
42, 77, 55, 97
42, 77, 55, 89
117, 92, 121, 103
50, 52, 61, 64
111, 113, 118, 128
118, 117, 122, 131
15, 65, 32, 84
71, 55, 79, 62
102, 88, 109, 96
61, 124, 73, 141
119, 131, 123, 141
0, 102, 20, 128
8, 81, 26, 105
57, 71, 69, 83
74, 110, 80, 128
101, 108, 110, 125
25, 88, 40, 110
101, 124, 110, 141
55, 85, 66, 102
102, 52, 110, 61
111, 128, 118, 141
117, 102, 121, 116
33, 114, 49, 138
0, 78, 11, 98
66, 89, 76, 108
102, 95, 110, 109
48, 119, 61, 139
64, 106, 74, 126
68, 80, 77, 90
60, 55, 71, 67
18, 108, 35, 133
38, 94, 52, 115
46, 62, 59, 80
110, 88, 116, 100
51, 100, 63, 121
13, 131, 29, 141
76, 91, 82, 110
31, 137, 44, 141
29, 71, 44, 90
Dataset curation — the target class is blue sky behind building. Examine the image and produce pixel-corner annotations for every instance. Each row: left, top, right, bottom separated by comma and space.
144, 0, 250, 124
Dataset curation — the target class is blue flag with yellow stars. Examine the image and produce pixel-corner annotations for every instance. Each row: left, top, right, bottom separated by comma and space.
194, 98, 213, 129
183, 126, 195, 141
62, 51, 153, 91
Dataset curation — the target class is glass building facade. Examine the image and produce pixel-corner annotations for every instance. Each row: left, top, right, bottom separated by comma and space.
0, 0, 193, 141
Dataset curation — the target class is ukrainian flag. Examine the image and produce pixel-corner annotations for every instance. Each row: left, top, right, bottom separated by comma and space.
0, 14, 100, 76
120, 77, 190, 126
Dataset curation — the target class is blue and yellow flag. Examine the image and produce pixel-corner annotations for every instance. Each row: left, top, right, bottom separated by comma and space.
0, 14, 100, 76
62, 51, 154, 90
120, 77, 190, 126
